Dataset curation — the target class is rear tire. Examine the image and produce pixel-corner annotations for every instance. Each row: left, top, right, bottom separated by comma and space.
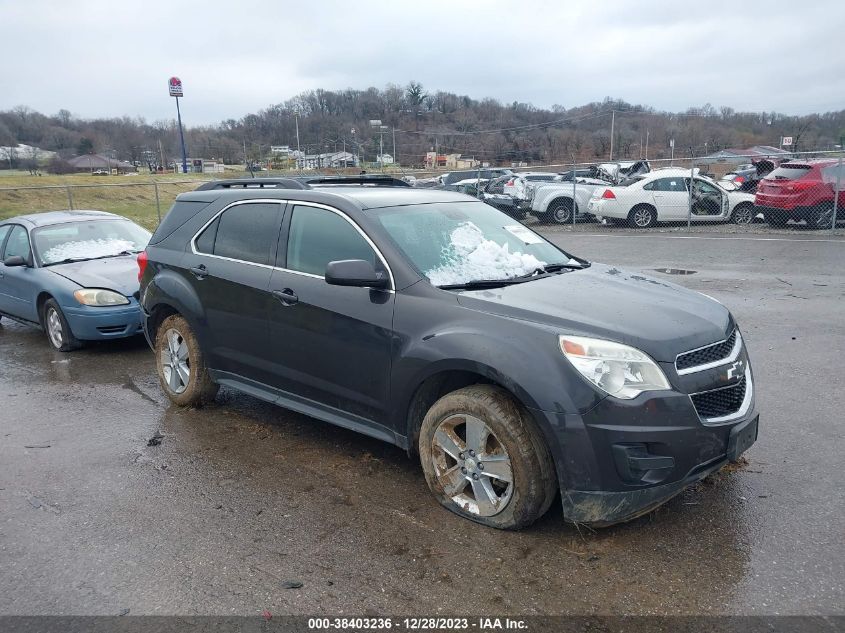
419, 384, 556, 530
549, 200, 574, 225
155, 314, 218, 406
628, 204, 657, 228
807, 204, 834, 230
766, 211, 789, 227
43, 299, 81, 352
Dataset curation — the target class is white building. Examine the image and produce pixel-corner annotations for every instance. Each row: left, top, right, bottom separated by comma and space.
297, 151, 359, 170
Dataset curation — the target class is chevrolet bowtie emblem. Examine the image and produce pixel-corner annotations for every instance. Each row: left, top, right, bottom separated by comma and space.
726, 360, 744, 380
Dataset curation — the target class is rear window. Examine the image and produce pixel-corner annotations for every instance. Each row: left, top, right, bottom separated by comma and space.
766, 165, 812, 180
149, 200, 212, 244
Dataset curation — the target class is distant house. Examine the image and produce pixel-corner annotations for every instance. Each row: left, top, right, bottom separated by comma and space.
424, 152, 479, 169
67, 153, 135, 173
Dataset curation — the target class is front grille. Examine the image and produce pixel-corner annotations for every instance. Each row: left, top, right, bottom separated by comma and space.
691, 376, 746, 419
677, 330, 736, 371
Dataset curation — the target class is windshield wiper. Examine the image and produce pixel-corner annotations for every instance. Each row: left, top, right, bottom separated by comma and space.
438, 278, 534, 290
43, 257, 94, 267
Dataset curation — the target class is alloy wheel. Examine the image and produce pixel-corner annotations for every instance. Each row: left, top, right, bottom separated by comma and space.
732, 205, 754, 224
634, 208, 654, 227
430, 413, 513, 517
160, 328, 191, 394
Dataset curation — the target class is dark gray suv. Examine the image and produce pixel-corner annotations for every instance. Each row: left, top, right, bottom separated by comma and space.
139, 180, 758, 529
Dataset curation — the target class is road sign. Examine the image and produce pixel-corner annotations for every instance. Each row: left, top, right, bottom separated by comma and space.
168, 77, 183, 97
782, 136, 793, 146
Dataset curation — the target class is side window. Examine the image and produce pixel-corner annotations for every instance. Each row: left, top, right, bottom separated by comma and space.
0, 225, 11, 255
654, 178, 686, 192
286, 205, 376, 277
643, 181, 655, 191
3, 225, 31, 261
194, 217, 219, 254
205, 202, 281, 265
693, 180, 719, 195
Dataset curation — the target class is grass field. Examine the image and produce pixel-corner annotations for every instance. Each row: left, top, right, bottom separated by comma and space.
0, 171, 222, 230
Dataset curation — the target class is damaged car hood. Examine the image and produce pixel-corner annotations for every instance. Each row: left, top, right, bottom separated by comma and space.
455, 263, 732, 361
47, 256, 140, 296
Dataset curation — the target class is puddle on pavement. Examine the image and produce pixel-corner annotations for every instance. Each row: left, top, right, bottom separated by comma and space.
654, 268, 697, 275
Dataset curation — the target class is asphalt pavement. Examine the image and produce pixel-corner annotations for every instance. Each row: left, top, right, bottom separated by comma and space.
1, 230, 843, 616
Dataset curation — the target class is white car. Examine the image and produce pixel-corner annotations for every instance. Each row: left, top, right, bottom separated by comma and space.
587, 169, 757, 227
502, 172, 561, 200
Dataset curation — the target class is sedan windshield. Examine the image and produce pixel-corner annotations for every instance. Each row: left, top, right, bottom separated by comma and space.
370, 201, 577, 286
33, 219, 151, 266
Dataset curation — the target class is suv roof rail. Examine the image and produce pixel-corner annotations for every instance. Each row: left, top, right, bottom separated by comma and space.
194, 175, 411, 192
303, 175, 411, 187
194, 178, 308, 191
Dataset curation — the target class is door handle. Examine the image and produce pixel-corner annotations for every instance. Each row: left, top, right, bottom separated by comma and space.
190, 264, 208, 279
271, 288, 298, 306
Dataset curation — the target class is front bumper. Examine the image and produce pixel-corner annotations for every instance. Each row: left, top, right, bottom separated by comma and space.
62, 302, 143, 340
531, 375, 759, 526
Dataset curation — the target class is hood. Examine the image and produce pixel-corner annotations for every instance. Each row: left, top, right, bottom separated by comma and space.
455, 264, 732, 362
47, 255, 140, 296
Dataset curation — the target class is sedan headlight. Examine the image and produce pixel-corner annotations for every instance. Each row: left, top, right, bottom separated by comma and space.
559, 335, 670, 399
73, 288, 130, 306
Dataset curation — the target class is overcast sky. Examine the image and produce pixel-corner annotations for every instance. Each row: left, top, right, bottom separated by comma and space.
2, 0, 843, 125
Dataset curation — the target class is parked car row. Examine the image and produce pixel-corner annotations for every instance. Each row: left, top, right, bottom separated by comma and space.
0, 175, 759, 531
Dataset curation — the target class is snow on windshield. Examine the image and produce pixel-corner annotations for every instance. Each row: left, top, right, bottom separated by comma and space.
425, 222, 546, 286
42, 238, 137, 264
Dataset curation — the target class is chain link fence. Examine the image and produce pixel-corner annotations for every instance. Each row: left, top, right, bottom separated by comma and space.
0, 179, 213, 231
0, 150, 842, 236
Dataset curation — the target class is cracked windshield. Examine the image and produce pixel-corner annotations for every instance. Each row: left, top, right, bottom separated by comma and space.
373, 202, 573, 286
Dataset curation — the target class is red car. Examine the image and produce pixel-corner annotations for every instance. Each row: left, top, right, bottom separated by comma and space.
755, 159, 844, 229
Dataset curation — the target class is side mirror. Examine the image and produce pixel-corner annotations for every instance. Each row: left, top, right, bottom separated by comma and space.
325, 259, 389, 289
3, 255, 26, 267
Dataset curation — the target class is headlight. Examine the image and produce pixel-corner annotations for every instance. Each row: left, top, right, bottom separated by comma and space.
73, 288, 130, 306
559, 335, 670, 399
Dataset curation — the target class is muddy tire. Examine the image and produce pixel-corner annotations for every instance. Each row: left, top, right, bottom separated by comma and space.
43, 298, 82, 352
155, 314, 218, 406
419, 384, 556, 530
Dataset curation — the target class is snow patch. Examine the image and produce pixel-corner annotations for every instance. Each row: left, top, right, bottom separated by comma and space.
43, 239, 136, 264
426, 222, 546, 286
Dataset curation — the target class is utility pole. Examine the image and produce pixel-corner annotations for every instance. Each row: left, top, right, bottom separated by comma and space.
174, 95, 188, 173
294, 111, 301, 168
158, 139, 165, 170
645, 129, 649, 160
609, 110, 615, 161
392, 127, 397, 167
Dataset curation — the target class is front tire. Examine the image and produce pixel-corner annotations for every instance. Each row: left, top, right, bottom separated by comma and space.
43, 298, 81, 352
155, 314, 218, 406
730, 203, 755, 225
419, 385, 556, 530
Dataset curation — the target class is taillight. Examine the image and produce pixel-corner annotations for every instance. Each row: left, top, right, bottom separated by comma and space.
506, 179, 515, 186
137, 251, 148, 282
735, 176, 745, 183
784, 180, 816, 193
601, 189, 616, 199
